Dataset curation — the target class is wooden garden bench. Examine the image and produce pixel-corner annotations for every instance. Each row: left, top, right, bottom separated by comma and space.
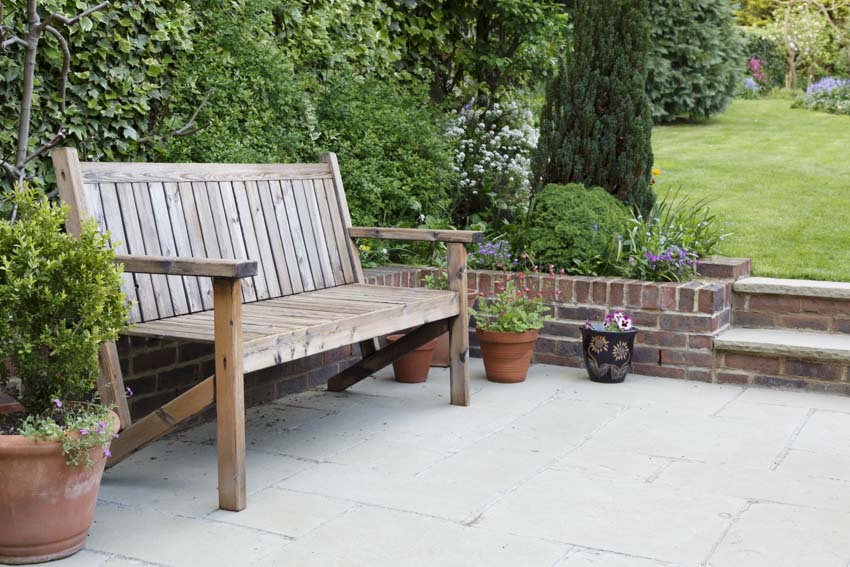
52, 148, 481, 512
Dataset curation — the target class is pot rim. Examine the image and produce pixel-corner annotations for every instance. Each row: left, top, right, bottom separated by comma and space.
580, 325, 639, 335
0, 409, 120, 456
476, 328, 540, 342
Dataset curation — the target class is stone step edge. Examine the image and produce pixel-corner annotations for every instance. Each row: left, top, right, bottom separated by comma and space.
734, 277, 850, 300
715, 327, 850, 363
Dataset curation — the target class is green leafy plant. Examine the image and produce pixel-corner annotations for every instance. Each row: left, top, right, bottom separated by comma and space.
18, 401, 118, 466
0, 187, 127, 419
526, 184, 629, 276
471, 279, 550, 333
423, 271, 449, 290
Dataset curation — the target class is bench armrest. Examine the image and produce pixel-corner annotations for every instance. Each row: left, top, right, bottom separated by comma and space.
348, 227, 483, 244
115, 254, 258, 279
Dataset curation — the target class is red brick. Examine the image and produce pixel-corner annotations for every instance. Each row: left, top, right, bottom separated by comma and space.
592, 280, 608, 304
677, 283, 699, 312
660, 313, 713, 333
634, 364, 686, 379
179, 342, 214, 363
733, 311, 775, 328
753, 375, 807, 390
688, 334, 714, 351
698, 285, 726, 314
632, 311, 659, 328
626, 282, 643, 308
732, 293, 749, 310
688, 369, 712, 382
634, 346, 660, 364
777, 315, 830, 332
123, 375, 157, 397
749, 294, 801, 313
533, 353, 571, 367
783, 359, 844, 381
557, 306, 605, 322
722, 353, 780, 374
608, 280, 627, 307
638, 330, 687, 349
540, 277, 558, 301
132, 347, 177, 375
659, 283, 678, 311
716, 371, 750, 385
836, 319, 850, 334
698, 257, 751, 279
642, 284, 660, 310
557, 278, 575, 303
661, 349, 712, 368
477, 272, 494, 296
801, 297, 850, 315
574, 277, 594, 303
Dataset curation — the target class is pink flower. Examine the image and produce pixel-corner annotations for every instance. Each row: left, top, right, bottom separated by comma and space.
52, 398, 62, 408
103, 448, 112, 458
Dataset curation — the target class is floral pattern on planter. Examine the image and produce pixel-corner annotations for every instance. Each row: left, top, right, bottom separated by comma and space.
580, 326, 637, 384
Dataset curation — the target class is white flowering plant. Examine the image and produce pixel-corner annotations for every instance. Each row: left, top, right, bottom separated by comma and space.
445, 99, 538, 229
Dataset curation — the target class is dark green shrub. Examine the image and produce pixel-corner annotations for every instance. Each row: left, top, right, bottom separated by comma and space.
526, 184, 629, 275
0, 0, 195, 190
534, 0, 656, 217
647, 0, 743, 123
316, 77, 456, 228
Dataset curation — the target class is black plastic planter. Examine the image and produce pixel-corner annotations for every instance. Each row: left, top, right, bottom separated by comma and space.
579, 326, 638, 383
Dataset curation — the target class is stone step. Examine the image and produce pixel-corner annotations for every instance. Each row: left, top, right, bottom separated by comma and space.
714, 328, 850, 392
732, 277, 850, 334
715, 328, 850, 362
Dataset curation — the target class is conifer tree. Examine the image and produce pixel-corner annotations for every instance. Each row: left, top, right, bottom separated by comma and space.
533, 0, 655, 216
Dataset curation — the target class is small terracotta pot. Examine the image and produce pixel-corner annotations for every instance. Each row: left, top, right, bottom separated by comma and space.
0, 410, 120, 564
431, 290, 479, 368
476, 328, 540, 383
387, 335, 437, 383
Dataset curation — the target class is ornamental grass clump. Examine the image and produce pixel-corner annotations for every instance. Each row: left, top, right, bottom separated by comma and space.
0, 187, 127, 464
471, 279, 550, 333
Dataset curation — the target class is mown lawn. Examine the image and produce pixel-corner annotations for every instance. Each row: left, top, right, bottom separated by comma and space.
653, 98, 850, 281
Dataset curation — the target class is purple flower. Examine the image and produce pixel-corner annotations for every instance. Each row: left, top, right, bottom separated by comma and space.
52, 398, 62, 408
79, 428, 89, 436
126, 386, 134, 397
103, 448, 112, 458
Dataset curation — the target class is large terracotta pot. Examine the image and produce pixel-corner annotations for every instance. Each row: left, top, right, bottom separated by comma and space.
476, 328, 539, 383
0, 410, 119, 564
387, 335, 437, 383
431, 290, 479, 368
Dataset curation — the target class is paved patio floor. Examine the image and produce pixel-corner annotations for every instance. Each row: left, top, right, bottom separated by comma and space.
45, 360, 850, 567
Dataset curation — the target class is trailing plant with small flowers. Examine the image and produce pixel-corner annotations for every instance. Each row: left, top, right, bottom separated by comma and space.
471, 279, 551, 333
17, 400, 119, 466
468, 238, 520, 271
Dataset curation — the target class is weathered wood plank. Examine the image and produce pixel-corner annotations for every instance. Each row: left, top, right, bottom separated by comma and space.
164, 182, 204, 312
327, 319, 449, 392
447, 243, 470, 407
132, 182, 176, 318
107, 376, 214, 467
177, 182, 214, 309
96, 183, 142, 323
243, 181, 281, 298
281, 180, 316, 291
257, 181, 294, 295
268, 180, 304, 293
115, 254, 258, 278
320, 178, 353, 282
116, 182, 159, 321
291, 179, 326, 288
218, 181, 258, 302
149, 182, 190, 315
80, 162, 332, 183
214, 277, 247, 511
303, 179, 336, 286
349, 227, 484, 244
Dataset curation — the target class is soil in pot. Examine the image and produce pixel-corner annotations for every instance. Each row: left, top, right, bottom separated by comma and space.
580, 326, 638, 383
476, 328, 539, 383
386, 334, 437, 383
432, 290, 479, 367
0, 410, 120, 565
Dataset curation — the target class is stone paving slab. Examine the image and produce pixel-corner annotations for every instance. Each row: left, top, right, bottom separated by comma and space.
39, 360, 850, 567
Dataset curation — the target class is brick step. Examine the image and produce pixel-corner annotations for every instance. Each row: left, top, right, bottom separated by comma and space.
715, 327, 850, 393
732, 277, 850, 334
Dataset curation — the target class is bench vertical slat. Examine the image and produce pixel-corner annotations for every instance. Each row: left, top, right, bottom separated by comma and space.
178, 182, 214, 310
303, 179, 337, 286
164, 182, 204, 313
149, 182, 191, 315
116, 182, 159, 321
291, 179, 326, 289
268, 180, 305, 293
257, 181, 294, 295
132, 182, 176, 318
245, 181, 283, 298
233, 181, 272, 300
205, 182, 249, 304
93, 183, 142, 323
280, 180, 316, 291
320, 178, 354, 283
218, 181, 258, 302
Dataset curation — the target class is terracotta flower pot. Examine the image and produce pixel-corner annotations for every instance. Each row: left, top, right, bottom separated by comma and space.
476, 328, 539, 383
0, 410, 120, 564
387, 334, 437, 383
432, 290, 479, 368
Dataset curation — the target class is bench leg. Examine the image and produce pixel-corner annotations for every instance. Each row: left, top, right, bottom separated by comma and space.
214, 277, 247, 512
447, 243, 470, 406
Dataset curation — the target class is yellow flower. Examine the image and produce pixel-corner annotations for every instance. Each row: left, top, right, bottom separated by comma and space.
652, 168, 661, 176
359, 244, 371, 252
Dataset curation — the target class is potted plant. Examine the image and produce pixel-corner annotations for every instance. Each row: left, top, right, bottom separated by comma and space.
580, 311, 638, 384
386, 334, 438, 383
423, 271, 478, 368
471, 278, 550, 383
0, 188, 127, 564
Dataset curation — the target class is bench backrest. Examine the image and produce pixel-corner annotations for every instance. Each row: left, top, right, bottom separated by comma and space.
53, 148, 363, 324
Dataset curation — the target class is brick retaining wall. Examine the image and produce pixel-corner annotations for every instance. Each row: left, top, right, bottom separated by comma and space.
119, 259, 750, 421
